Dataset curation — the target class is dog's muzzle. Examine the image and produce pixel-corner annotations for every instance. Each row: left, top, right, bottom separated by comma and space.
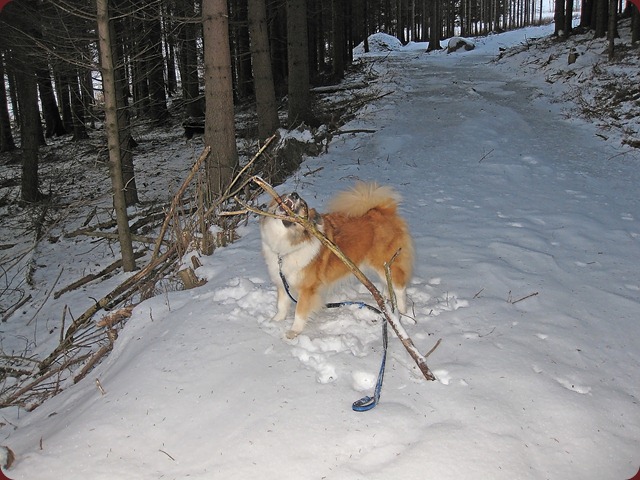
277, 192, 304, 227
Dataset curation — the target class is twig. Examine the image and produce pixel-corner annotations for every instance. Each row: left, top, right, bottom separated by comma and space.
94, 378, 107, 395
152, 146, 211, 259
0, 353, 91, 407
203, 133, 277, 219
424, 338, 442, 358
27, 268, 64, 326
1, 294, 31, 323
159, 449, 176, 461
510, 291, 539, 304
478, 149, 494, 163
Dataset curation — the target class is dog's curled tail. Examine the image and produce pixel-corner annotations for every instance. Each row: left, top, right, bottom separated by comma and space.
328, 181, 401, 217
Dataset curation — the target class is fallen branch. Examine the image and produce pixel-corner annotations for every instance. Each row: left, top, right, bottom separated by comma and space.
1, 353, 91, 408
73, 343, 113, 384
65, 230, 159, 245
39, 245, 178, 373
239, 176, 438, 382
54, 250, 146, 299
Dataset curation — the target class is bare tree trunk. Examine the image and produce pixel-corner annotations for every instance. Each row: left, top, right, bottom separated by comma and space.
145, 5, 170, 124
633, 6, 639, 44
16, 64, 43, 203
37, 69, 67, 137
332, 0, 345, 80
426, 0, 442, 51
96, 0, 136, 272
177, 0, 203, 118
554, 0, 566, 35
71, 70, 89, 141
248, 0, 279, 143
286, 0, 313, 127
607, 0, 617, 59
202, 0, 239, 197
0, 53, 16, 152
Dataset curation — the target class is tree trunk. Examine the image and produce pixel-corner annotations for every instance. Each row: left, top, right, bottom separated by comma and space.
96, 0, 136, 272
286, 0, 313, 127
633, 5, 639, 44
0, 53, 16, 152
202, 0, 239, 197
177, 0, 203, 119
554, 0, 566, 35
56, 73, 74, 133
607, 0, 617, 59
145, 7, 170, 124
234, 1, 253, 100
16, 67, 43, 202
162, 5, 178, 97
427, 0, 442, 51
248, 0, 279, 143
71, 70, 89, 141
332, 0, 346, 80
37, 69, 67, 138
594, 0, 607, 37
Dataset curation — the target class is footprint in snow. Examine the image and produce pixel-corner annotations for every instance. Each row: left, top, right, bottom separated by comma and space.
556, 377, 591, 395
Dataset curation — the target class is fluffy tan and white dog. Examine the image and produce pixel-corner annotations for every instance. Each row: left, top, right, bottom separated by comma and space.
260, 182, 414, 339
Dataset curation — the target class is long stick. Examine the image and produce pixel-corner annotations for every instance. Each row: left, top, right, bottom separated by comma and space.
249, 176, 438, 382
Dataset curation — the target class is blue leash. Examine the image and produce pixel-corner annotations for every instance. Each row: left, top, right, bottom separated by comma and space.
278, 259, 388, 411
351, 315, 387, 412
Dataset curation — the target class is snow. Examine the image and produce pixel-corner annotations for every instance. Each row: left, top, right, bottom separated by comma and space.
2, 24, 640, 479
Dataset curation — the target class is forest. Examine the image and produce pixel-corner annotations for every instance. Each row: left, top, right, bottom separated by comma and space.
0, 0, 638, 419
0, 0, 636, 206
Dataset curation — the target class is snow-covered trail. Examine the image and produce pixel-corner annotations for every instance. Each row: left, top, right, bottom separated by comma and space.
3, 35, 640, 479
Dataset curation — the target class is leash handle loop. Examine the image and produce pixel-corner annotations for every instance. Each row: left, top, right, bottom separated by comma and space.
278, 256, 389, 412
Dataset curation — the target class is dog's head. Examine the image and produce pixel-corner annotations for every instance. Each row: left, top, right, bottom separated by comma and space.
261, 192, 322, 248
273, 192, 309, 227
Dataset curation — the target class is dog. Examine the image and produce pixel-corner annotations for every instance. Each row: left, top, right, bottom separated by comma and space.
260, 182, 414, 339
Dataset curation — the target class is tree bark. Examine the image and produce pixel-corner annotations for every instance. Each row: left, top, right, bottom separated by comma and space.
332, 0, 346, 80
607, 0, 617, 59
96, 0, 136, 272
145, 6, 170, 124
248, 0, 280, 142
37, 69, 67, 137
202, 0, 239, 197
70, 70, 89, 141
0, 53, 16, 152
16, 63, 43, 203
177, 0, 203, 119
427, 0, 442, 51
286, 0, 313, 128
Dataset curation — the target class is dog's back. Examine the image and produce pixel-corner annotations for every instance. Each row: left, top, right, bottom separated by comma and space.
328, 182, 401, 217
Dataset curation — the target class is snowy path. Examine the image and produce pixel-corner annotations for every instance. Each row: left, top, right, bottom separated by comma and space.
3, 33, 640, 479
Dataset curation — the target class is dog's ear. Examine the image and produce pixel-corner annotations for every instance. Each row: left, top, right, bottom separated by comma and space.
309, 208, 323, 227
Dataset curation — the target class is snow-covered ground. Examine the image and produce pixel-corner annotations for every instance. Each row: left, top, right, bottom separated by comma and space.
1, 24, 640, 479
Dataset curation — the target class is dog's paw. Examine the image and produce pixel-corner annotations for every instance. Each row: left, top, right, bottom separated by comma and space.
272, 312, 287, 322
285, 329, 300, 339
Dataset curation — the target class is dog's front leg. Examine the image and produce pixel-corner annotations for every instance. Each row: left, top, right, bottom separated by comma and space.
272, 284, 292, 322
